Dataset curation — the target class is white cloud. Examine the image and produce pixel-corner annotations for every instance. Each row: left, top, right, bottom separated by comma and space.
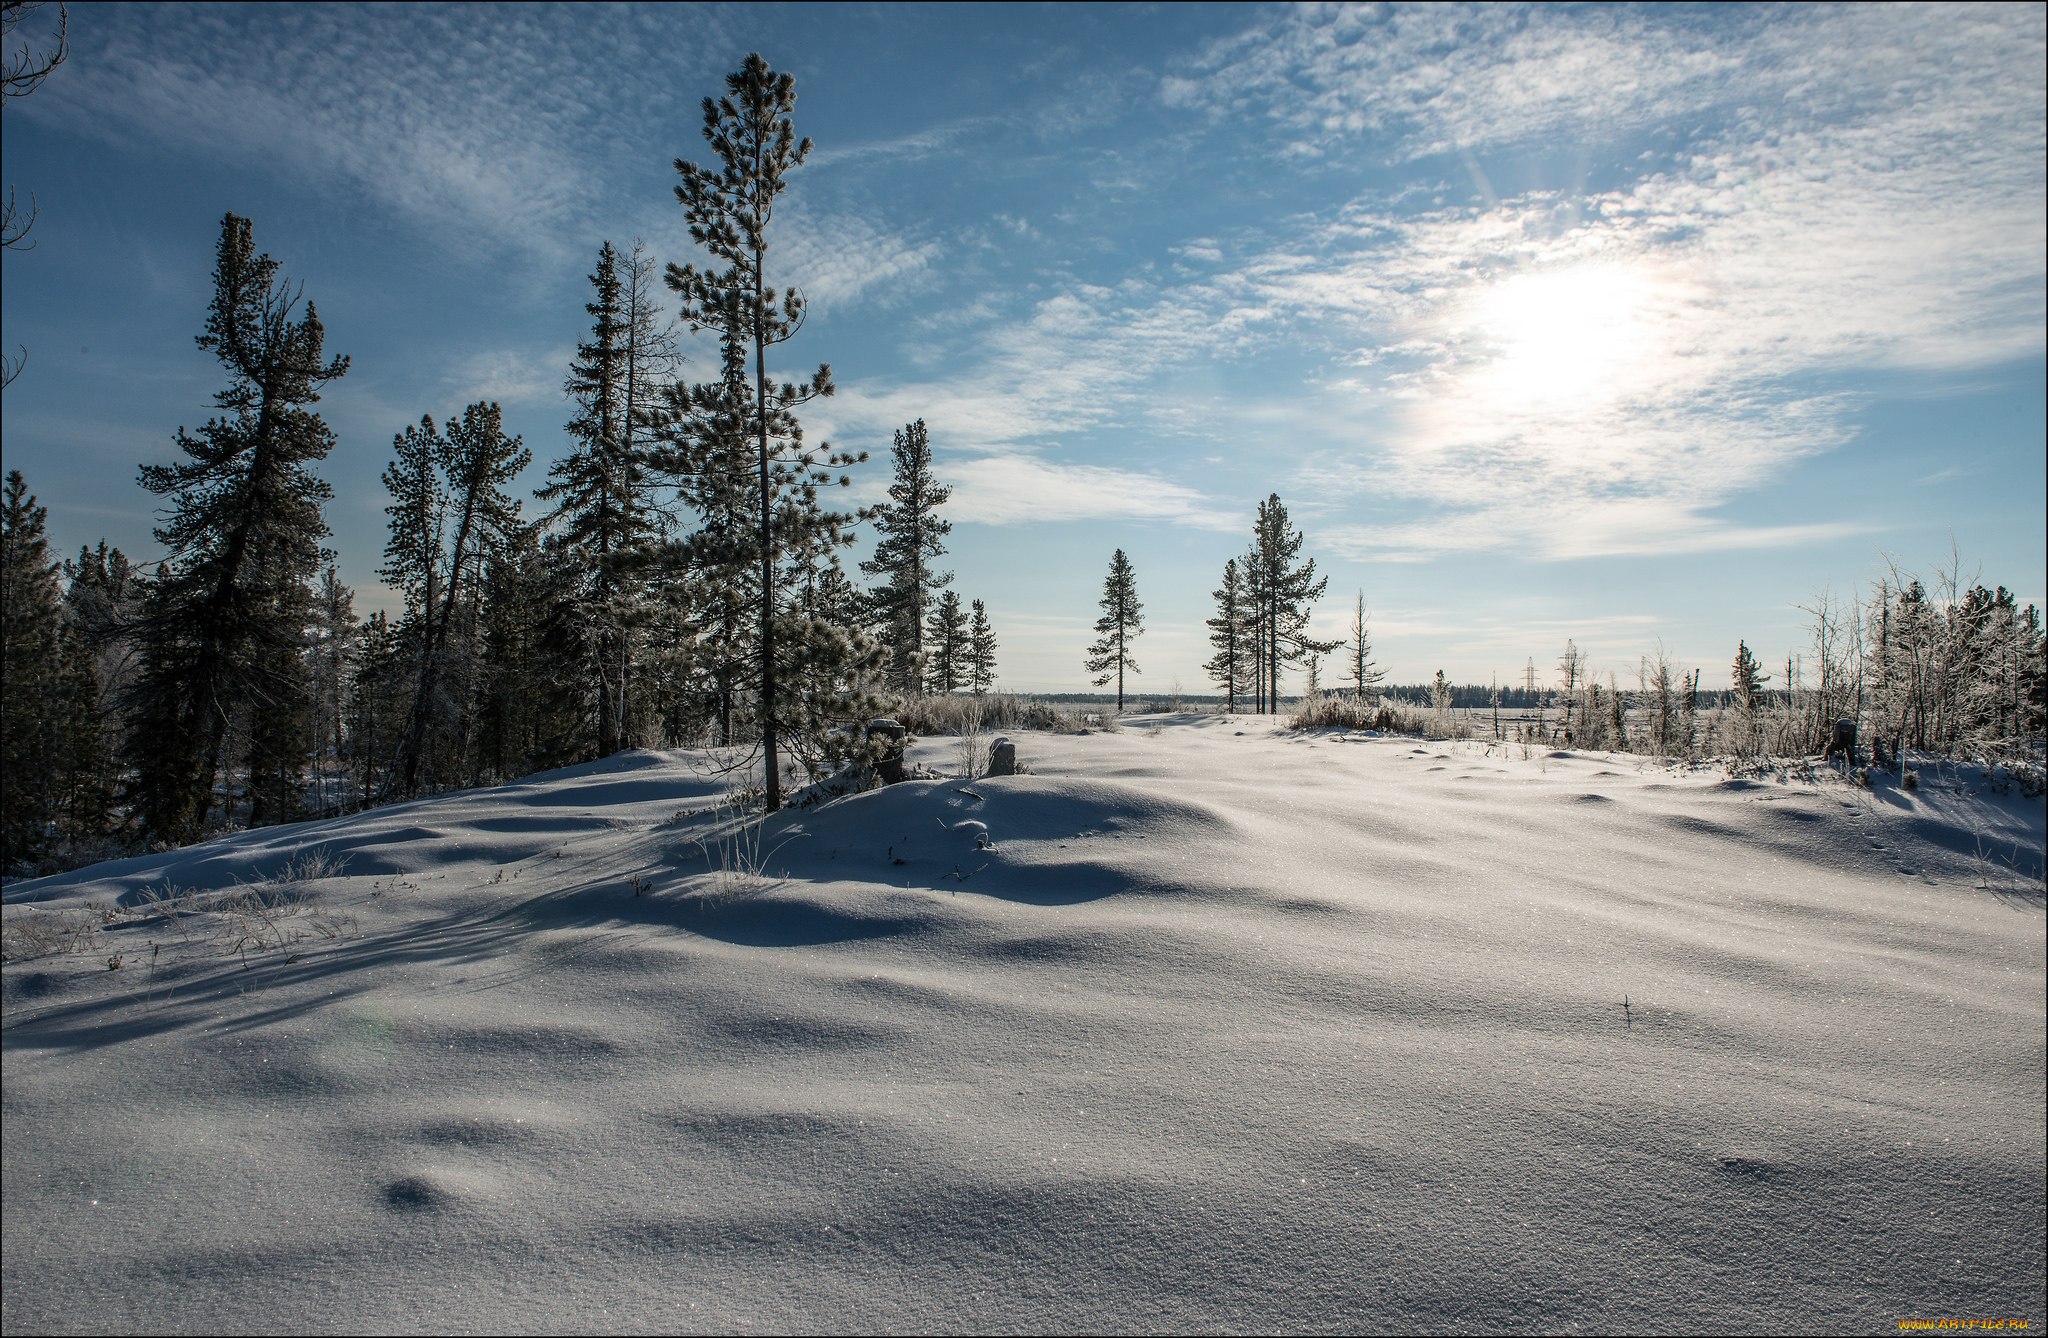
445, 347, 568, 410
771, 211, 945, 314
23, 5, 731, 261
1131, 2, 2047, 558
943, 456, 1241, 530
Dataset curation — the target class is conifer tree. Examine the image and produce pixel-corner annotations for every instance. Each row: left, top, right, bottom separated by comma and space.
243, 566, 313, 825
1346, 591, 1383, 701
384, 402, 529, 795
2, 470, 63, 867
57, 540, 134, 841
125, 213, 347, 842
471, 522, 567, 781
307, 566, 357, 816
643, 311, 758, 747
861, 419, 952, 693
967, 599, 997, 696
924, 588, 967, 694
1204, 557, 1251, 713
1247, 494, 1336, 713
1085, 549, 1144, 711
668, 53, 868, 811
543, 242, 658, 760
1731, 639, 1768, 756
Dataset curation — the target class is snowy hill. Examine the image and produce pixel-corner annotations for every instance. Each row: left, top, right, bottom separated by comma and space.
4, 716, 2043, 1332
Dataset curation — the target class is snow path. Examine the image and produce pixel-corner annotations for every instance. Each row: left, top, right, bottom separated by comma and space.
4, 716, 2042, 1333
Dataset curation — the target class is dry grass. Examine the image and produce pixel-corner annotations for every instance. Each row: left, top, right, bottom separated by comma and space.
890, 694, 1120, 737
1, 905, 106, 962
1289, 693, 1469, 738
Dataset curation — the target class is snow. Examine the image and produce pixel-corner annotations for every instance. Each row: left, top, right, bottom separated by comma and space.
4, 715, 2043, 1333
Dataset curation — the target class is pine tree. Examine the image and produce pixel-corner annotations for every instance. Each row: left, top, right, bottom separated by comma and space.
385, 402, 529, 795
1204, 557, 1251, 712
667, 53, 868, 811
306, 566, 357, 816
1346, 592, 1383, 701
642, 318, 759, 748
244, 567, 313, 826
1731, 639, 1768, 756
2, 470, 63, 868
967, 599, 998, 696
861, 419, 952, 694
1084, 549, 1144, 711
124, 214, 347, 843
542, 243, 658, 760
347, 610, 404, 797
924, 589, 968, 694
1248, 495, 1335, 713
471, 522, 571, 782
58, 541, 134, 843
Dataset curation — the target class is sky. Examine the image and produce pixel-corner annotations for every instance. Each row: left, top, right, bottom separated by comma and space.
2, 1, 2042, 695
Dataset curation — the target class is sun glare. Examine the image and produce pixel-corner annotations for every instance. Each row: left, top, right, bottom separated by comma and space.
1463, 265, 1655, 409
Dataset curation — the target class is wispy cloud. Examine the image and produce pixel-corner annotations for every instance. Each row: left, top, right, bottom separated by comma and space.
25, 3, 730, 261
943, 456, 1240, 530
444, 347, 569, 410
1137, 4, 2044, 557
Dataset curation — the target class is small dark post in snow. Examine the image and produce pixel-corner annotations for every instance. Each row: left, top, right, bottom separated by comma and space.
986, 737, 1017, 777
1622, 994, 1632, 1029
1825, 718, 1857, 768
868, 719, 908, 785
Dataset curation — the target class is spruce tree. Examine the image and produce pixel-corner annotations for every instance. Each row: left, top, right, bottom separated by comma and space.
542, 242, 657, 760
307, 566, 357, 816
924, 588, 968, 694
643, 316, 758, 748
1204, 557, 1251, 713
967, 599, 997, 696
1085, 549, 1144, 711
244, 566, 313, 826
1, 470, 63, 868
57, 541, 134, 842
667, 53, 868, 811
125, 213, 347, 843
860, 419, 952, 693
1731, 639, 1768, 756
1346, 591, 1384, 701
1248, 494, 1335, 714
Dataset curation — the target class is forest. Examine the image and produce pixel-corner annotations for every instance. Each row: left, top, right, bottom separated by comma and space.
2, 54, 2043, 882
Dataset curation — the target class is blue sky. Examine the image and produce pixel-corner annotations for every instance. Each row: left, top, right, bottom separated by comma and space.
3, 2, 2042, 694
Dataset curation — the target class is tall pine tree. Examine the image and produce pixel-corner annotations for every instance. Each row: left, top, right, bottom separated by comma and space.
2, 470, 64, 868
924, 589, 967, 694
1247, 494, 1335, 714
967, 599, 997, 696
125, 213, 347, 843
1204, 557, 1251, 713
1085, 549, 1144, 711
667, 53, 867, 811
542, 242, 657, 760
1347, 592, 1383, 701
860, 419, 952, 694
383, 402, 529, 795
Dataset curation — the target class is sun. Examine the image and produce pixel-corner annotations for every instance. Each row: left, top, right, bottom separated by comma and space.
1464, 264, 1654, 410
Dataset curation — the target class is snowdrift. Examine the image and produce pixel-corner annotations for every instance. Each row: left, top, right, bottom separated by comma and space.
4, 716, 2042, 1333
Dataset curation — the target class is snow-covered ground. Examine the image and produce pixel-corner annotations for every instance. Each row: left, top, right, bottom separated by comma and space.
4, 716, 2043, 1334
